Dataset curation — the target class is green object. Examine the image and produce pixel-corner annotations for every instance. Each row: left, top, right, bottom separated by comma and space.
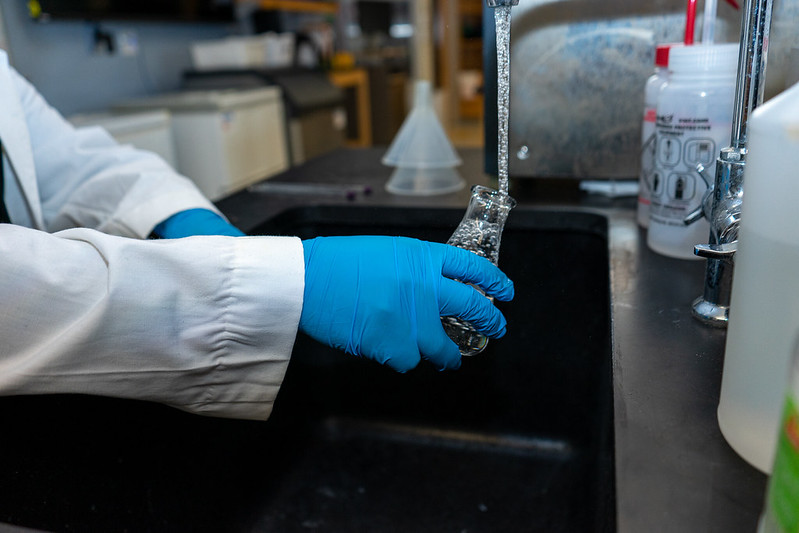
768, 395, 799, 532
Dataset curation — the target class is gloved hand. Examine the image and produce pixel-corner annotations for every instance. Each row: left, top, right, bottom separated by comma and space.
300, 236, 514, 372
151, 208, 245, 238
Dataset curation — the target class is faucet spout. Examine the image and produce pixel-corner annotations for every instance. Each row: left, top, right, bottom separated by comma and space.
486, 0, 518, 7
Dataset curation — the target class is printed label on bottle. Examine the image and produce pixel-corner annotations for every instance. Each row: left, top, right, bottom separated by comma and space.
768, 395, 799, 532
649, 113, 720, 226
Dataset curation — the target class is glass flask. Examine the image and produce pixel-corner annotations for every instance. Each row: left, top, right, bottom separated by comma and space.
442, 185, 516, 356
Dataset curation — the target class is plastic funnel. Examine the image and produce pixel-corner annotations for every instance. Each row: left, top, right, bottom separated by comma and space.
383, 80, 465, 195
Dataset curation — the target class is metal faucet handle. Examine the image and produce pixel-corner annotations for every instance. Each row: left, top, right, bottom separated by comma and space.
486, 0, 519, 6
683, 163, 715, 226
694, 241, 738, 260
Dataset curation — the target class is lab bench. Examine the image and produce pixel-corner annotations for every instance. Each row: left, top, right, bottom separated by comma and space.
216, 147, 768, 532
0, 148, 767, 532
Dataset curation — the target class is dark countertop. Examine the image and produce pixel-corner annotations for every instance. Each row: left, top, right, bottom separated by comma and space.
218, 148, 768, 532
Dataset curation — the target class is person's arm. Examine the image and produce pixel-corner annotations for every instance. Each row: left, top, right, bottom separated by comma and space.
0, 228, 511, 419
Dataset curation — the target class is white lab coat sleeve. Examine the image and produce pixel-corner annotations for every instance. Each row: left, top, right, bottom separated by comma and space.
12, 67, 218, 238
0, 225, 305, 421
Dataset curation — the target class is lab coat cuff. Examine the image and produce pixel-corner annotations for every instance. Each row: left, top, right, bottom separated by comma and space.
191, 235, 304, 420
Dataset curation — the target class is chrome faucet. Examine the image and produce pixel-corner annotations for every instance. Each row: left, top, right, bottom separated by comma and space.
687, 0, 774, 327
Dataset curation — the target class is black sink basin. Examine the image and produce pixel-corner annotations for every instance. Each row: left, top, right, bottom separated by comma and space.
0, 205, 614, 533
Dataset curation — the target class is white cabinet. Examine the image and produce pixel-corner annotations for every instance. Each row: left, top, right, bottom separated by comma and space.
115, 87, 289, 200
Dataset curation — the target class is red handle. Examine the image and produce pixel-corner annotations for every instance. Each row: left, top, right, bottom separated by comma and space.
684, 0, 697, 44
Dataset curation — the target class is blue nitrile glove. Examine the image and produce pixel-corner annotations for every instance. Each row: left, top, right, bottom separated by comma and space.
299, 236, 515, 372
152, 208, 245, 238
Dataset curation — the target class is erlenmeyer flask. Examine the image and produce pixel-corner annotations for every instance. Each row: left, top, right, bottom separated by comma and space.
442, 185, 516, 356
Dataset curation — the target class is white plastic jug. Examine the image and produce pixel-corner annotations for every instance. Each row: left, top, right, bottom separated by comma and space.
718, 80, 799, 474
